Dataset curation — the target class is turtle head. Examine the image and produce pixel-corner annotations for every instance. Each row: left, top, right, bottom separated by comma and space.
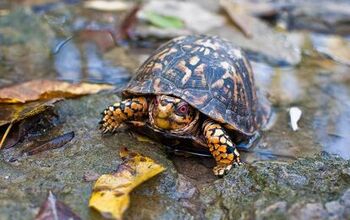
150, 95, 198, 132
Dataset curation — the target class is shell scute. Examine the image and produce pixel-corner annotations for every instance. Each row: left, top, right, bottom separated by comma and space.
123, 35, 271, 135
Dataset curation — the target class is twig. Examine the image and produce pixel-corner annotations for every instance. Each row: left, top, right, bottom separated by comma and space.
0, 123, 13, 150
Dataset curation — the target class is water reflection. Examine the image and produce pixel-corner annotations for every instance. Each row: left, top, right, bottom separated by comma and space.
53, 39, 131, 84
313, 82, 350, 159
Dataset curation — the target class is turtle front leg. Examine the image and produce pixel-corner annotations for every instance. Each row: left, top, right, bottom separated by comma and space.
202, 119, 241, 177
100, 97, 148, 133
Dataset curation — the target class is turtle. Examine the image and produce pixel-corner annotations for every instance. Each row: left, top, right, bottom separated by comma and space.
100, 35, 271, 176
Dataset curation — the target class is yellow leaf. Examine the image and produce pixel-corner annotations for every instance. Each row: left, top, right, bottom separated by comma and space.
89, 148, 165, 220
0, 80, 114, 103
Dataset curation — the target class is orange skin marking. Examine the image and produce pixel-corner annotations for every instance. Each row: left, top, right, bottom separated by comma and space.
100, 97, 148, 133
203, 119, 241, 174
100, 95, 240, 176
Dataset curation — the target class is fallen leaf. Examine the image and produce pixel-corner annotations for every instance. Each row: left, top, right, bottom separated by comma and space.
137, 1, 225, 34
22, 131, 74, 155
0, 99, 60, 149
0, 99, 60, 127
84, 0, 133, 11
143, 11, 184, 29
289, 107, 302, 131
220, 0, 254, 37
0, 80, 114, 103
115, 4, 141, 42
36, 191, 81, 220
89, 148, 165, 220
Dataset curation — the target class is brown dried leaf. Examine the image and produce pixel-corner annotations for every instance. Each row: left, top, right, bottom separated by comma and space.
0, 99, 60, 149
220, 0, 255, 38
0, 80, 113, 103
89, 148, 165, 220
35, 191, 81, 220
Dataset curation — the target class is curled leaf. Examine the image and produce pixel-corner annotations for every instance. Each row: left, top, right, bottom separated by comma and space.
89, 148, 165, 220
36, 191, 81, 220
0, 80, 113, 103
0, 99, 60, 149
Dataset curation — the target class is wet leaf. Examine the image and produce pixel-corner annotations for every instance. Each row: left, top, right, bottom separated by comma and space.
0, 99, 60, 149
84, 0, 133, 11
89, 148, 165, 220
0, 80, 114, 103
0, 99, 60, 127
22, 131, 74, 155
144, 11, 184, 29
36, 191, 81, 220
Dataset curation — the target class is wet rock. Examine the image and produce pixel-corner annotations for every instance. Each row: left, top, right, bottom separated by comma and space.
209, 18, 303, 66
341, 168, 350, 181
255, 201, 287, 219
175, 174, 196, 199
232, 0, 350, 35
288, 202, 328, 220
325, 201, 345, 220
340, 189, 350, 207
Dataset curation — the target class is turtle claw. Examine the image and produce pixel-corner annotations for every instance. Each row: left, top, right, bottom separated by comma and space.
213, 164, 233, 177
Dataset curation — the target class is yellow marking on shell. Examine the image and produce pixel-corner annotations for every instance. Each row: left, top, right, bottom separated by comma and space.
194, 63, 205, 75
182, 45, 192, 50
177, 60, 192, 84
212, 79, 224, 88
153, 62, 163, 71
153, 78, 162, 92
189, 56, 200, 65
221, 62, 230, 69
196, 39, 218, 50
204, 48, 210, 55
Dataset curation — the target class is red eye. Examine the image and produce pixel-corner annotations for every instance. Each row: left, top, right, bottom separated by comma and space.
154, 98, 159, 105
177, 104, 188, 114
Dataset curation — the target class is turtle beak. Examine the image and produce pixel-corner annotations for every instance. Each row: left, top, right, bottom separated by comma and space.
157, 102, 173, 119
152, 97, 175, 130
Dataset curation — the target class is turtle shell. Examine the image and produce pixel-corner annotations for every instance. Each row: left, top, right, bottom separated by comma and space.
123, 35, 271, 136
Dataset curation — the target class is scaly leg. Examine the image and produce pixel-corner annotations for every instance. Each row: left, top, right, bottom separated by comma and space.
202, 119, 241, 176
100, 97, 148, 133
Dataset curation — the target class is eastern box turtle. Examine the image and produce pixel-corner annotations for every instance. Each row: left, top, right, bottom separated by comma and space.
100, 35, 271, 176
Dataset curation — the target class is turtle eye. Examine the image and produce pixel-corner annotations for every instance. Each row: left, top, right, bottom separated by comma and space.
177, 104, 189, 115
153, 98, 159, 106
